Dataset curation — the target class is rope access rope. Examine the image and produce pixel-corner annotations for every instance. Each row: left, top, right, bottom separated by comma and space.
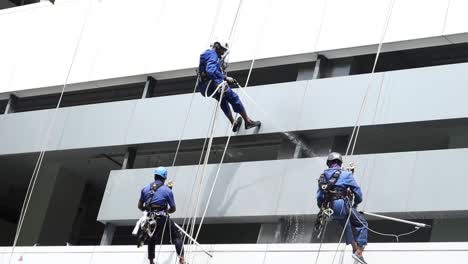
182, 2, 246, 252
154, 1, 229, 263
190, 0, 274, 248
182, 0, 246, 258
351, 210, 421, 243
315, 1, 397, 263
184, 83, 228, 262
344, 0, 396, 159
169, 0, 225, 171
9, 1, 92, 264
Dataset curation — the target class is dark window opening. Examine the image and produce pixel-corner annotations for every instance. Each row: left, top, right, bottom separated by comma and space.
350, 43, 468, 75
151, 76, 198, 97
13, 82, 145, 112
0, 99, 8, 114
229, 63, 302, 87
150, 63, 306, 98
0, 1, 54, 11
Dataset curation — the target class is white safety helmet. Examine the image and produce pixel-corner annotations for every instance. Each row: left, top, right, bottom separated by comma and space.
214, 41, 229, 51
326, 152, 343, 166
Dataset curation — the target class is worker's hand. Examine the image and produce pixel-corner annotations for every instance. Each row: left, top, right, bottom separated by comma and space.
347, 162, 355, 173
225, 76, 236, 84
221, 61, 228, 71
167, 180, 174, 189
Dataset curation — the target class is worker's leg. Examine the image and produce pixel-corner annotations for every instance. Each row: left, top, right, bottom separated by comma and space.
350, 208, 368, 249
223, 88, 260, 129
167, 218, 185, 263
213, 91, 242, 132
147, 231, 157, 264
333, 199, 355, 245
148, 217, 168, 263
213, 92, 234, 122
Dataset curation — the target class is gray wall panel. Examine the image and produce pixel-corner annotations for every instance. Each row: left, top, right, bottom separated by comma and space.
236, 81, 308, 136
2, 63, 468, 155
126, 95, 215, 144
98, 149, 468, 225
200, 161, 285, 219
406, 149, 465, 212
275, 158, 323, 216
297, 73, 383, 130
0, 108, 68, 154
181, 94, 227, 140
59, 100, 137, 149
374, 64, 468, 124
360, 152, 418, 213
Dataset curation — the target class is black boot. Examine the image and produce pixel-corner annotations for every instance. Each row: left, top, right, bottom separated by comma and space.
245, 120, 261, 130
232, 117, 243, 132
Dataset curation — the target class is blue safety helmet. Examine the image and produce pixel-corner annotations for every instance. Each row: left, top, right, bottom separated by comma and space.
154, 166, 168, 179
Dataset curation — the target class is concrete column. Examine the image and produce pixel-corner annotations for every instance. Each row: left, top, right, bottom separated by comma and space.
277, 134, 313, 159
38, 169, 85, 245
141, 76, 157, 99
99, 147, 137, 245
4, 94, 18, 114
16, 163, 61, 246
100, 223, 116, 246
296, 65, 315, 81
257, 218, 287, 243
122, 147, 137, 169
312, 55, 328, 79
277, 139, 296, 159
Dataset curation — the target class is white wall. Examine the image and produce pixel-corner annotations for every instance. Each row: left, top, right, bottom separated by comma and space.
1, 0, 467, 95
1, 243, 468, 264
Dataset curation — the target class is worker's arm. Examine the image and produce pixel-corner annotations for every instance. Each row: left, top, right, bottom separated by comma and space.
344, 172, 363, 205
205, 52, 225, 85
316, 187, 325, 208
138, 189, 145, 211
138, 200, 145, 211
167, 189, 176, 214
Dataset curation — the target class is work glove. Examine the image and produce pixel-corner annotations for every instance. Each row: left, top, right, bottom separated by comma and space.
225, 76, 237, 84
167, 180, 174, 189
347, 162, 355, 173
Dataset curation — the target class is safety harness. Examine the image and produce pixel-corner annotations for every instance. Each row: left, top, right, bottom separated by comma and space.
314, 170, 351, 239
136, 183, 166, 247
144, 182, 164, 211
318, 170, 349, 203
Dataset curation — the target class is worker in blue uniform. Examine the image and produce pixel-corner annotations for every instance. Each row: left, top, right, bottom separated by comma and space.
316, 152, 368, 264
198, 41, 261, 132
138, 167, 185, 264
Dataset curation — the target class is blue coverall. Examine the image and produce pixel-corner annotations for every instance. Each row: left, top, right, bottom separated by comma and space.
140, 180, 184, 259
198, 49, 245, 118
316, 166, 368, 247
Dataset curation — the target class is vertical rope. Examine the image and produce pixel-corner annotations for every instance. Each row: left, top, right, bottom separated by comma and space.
9, 2, 92, 263
331, 1, 396, 263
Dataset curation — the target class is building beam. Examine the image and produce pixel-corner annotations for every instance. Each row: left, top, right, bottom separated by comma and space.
4, 94, 18, 114
141, 76, 157, 99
